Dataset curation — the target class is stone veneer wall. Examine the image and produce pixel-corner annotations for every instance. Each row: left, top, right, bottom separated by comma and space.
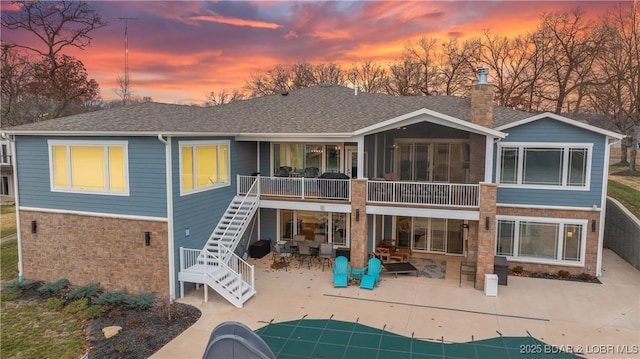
20, 210, 169, 295
470, 83, 494, 128
475, 183, 498, 289
350, 179, 368, 269
496, 207, 600, 276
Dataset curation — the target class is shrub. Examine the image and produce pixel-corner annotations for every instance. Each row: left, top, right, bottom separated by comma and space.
82, 305, 107, 319
126, 292, 157, 310
126, 317, 143, 328
137, 331, 152, 341
65, 298, 88, 314
66, 283, 100, 301
44, 297, 66, 310
153, 296, 181, 321
38, 278, 70, 296
511, 266, 524, 274
94, 290, 130, 306
557, 270, 570, 278
3, 279, 38, 291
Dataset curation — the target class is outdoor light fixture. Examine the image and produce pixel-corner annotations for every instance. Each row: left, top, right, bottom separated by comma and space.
567, 231, 573, 238
355, 209, 360, 222
145, 231, 151, 246
461, 223, 469, 229
31, 220, 37, 234
591, 220, 596, 232
485, 217, 490, 230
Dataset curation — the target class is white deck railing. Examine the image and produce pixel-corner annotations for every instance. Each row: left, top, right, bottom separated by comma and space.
238, 175, 351, 201
367, 180, 480, 207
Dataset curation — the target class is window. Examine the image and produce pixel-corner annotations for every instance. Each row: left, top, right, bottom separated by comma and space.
271, 143, 343, 177
279, 209, 349, 246
48, 141, 128, 195
497, 143, 591, 189
495, 217, 586, 264
395, 216, 464, 254
180, 141, 230, 195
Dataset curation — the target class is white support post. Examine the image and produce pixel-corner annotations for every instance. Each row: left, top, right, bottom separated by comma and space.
357, 135, 365, 179
484, 136, 494, 183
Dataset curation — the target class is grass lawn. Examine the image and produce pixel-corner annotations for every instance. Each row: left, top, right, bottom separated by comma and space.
1, 238, 19, 281
0, 300, 85, 359
608, 180, 640, 219
1, 204, 17, 238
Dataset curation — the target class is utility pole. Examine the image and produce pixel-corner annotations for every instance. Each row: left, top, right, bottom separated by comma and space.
118, 17, 138, 104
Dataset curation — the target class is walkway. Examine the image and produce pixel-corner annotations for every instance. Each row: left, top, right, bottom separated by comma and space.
152, 249, 639, 358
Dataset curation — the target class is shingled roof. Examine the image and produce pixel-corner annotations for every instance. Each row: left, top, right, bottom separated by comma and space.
2, 84, 537, 135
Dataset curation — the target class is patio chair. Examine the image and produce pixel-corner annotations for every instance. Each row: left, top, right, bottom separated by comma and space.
318, 243, 333, 271
273, 243, 292, 271
298, 245, 313, 269
332, 256, 351, 287
360, 257, 382, 290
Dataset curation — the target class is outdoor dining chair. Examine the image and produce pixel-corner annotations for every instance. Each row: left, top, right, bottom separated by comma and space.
332, 256, 351, 287
318, 243, 333, 271
360, 257, 382, 290
297, 245, 313, 269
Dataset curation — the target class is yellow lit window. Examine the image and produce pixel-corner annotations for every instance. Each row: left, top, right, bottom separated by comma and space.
49, 141, 128, 194
180, 141, 230, 194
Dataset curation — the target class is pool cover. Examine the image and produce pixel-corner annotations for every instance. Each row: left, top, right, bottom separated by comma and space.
255, 318, 582, 359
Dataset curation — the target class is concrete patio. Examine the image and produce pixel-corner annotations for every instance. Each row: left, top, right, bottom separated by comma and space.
152, 249, 639, 358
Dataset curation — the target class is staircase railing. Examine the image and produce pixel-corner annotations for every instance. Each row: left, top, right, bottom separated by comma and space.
216, 178, 259, 262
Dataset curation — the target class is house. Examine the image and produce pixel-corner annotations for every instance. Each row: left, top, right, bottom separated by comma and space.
0, 140, 15, 200
1, 69, 623, 307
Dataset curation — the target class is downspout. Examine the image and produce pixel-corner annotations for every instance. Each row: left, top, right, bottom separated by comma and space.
1, 133, 23, 282
158, 134, 176, 300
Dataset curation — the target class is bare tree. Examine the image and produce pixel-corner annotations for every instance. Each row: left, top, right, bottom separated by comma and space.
403, 36, 441, 95
384, 58, 422, 96
590, 2, 639, 171
313, 62, 347, 85
348, 60, 387, 93
534, 8, 605, 114
205, 89, 245, 106
439, 38, 478, 96
2, 0, 107, 119
478, 31, 538, 108
1, 45, 35, 127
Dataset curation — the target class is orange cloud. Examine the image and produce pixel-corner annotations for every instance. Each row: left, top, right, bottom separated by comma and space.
186, 12, 282, 29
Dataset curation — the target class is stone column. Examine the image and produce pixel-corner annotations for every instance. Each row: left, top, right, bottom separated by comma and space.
476, 182, 497, 290
350, 179, 368, 269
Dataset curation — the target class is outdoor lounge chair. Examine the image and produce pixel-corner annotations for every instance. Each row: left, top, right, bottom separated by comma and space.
360, 257, 382, 290
332, 256, 351, 287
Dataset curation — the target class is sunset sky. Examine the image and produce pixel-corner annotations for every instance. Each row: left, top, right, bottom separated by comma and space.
1, 1, 618, 104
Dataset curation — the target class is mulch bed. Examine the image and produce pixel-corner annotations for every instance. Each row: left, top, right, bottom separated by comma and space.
4, 283, 202, 359
509, 271, 601, 284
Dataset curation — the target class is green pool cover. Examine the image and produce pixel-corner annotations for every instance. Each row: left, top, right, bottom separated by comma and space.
255, 319, 582, 359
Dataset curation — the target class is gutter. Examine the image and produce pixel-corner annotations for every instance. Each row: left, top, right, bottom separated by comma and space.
1, 134, 23, 282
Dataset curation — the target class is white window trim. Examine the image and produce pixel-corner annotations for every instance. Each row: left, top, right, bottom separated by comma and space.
179, 140, 230, 196
495, 215, 587, 266
47, 140, 130, 196
496, 142, 592, 191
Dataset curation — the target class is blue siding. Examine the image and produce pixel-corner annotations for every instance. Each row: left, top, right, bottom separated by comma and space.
15, 136, 167, 217
496, 118, 606, 208
171, 138, 257, 290
259, 208, 277, 242
259, 141, 271, 176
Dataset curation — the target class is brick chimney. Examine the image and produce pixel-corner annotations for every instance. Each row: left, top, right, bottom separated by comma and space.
471, 68, 495, 128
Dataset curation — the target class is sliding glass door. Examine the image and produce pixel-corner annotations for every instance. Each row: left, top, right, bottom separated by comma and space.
394, 141, 467, 183
394, 216, 466, 254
